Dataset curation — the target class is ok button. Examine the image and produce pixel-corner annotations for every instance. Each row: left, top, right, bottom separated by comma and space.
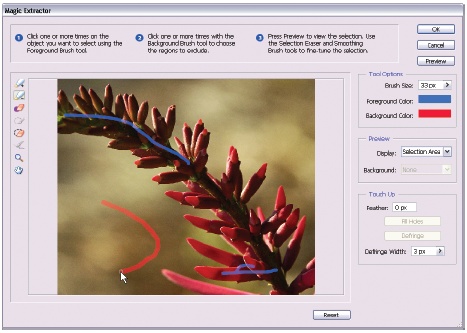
418, 24, 455, 34
314, 310, 351, 320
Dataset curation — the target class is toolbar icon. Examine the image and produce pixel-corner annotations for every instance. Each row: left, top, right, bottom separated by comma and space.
15, 154, 24, 162
14, 117, 25, 124
14, 129, 25, 137
13, 90, 25, 100
15, 141, 25, 149
15, 79, 25, 88
14, 104, 24, 112
14, 166, 23, 175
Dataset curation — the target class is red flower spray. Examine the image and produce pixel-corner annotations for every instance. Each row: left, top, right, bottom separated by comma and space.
57, 84, 315, 295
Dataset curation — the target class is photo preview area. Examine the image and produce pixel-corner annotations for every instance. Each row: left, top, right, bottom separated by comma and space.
56, 79, 316, 296
2, 3, 464, 330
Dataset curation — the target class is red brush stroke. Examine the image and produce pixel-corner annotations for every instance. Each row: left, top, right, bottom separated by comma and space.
101, 200, 161, 275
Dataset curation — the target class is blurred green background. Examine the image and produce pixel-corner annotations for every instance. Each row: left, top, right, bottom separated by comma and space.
58, 79, 315, 295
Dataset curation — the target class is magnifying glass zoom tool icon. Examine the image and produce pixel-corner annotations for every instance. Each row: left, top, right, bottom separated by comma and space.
15, 154, 23, 162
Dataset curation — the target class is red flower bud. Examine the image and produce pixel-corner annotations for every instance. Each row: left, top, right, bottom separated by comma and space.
194, 129, 210, 158
114, 94, 125, 119
182, 123, 193, 158
234, 170, 243, 201
88, 88, 103, 114
220, 173, 234, 199
73, 94, 94, 115
278, 204, 293, 220
220, 226, 251, 242
257, 207, 266, 222
207, 172, 222, 189
243, 252, 273, 282
191, 119, 204, 155
151, 107, 161, 130
263, 233, 273, 252
121, 94, 132, 121
162, 269, 255, 295
101, 106, 114, 117
261, 204, 293, 234
140, 123, 155, 138
137, 100, 149, 124
288, 266, 315, 294
152, 171, 190, 184
184, 214, 233, 234
165, 190, 187, 203
270, 290, 287, 295
243, 254, 266, 271
214, 210, 236, 224
272, 209, 301, 247
131, 147, 160, 157
103, 84, 113, 112
221, 235, 249, 254
229, 146, 239, 163
173, 137, 189, 159
166, 191, 200, 205
79, 85, 92, 106
282, 216, 306, 272
108, 137, 141, 150
58, 90, 74, 113
183, 180, 209, 195
194, 266, 260, 282
193, 149, 208, 174
165, 105, 176, 138
240, 163, 267, 204
187, 238, 244, 267
127, 94, 139, 122
122, 93, 129, 108
174, 159, 195, 176
306, 258, 315, 271
249, 209, 261, 236
243, 246, 260, 260
275, 186, 287, 211
134, 156, 168, 169
154, 116, 168, 140
185, 195, 221, 209
243, 253, 272, 281
285, 208, 300, 228
225, 147, 240, 182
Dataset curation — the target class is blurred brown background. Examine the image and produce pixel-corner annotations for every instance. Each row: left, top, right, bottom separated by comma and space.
58, 79, 315, 295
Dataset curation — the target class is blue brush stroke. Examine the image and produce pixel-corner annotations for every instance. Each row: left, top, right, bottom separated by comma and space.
63, 113, 190, 165
221, 263, 278, 275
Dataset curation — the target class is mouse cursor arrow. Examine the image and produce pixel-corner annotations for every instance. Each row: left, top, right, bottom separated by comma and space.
120, 271, 128, 284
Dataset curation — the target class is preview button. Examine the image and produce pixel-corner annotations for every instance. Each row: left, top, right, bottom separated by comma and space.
314, 311, 351, 320
417, 57, 454, 66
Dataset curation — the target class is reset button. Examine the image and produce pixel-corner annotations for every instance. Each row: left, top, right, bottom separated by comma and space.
314, 310, 351, 320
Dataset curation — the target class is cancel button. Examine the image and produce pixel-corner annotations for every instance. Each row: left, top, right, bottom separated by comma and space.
314, 310, 351, 320
417, 40, 455, 50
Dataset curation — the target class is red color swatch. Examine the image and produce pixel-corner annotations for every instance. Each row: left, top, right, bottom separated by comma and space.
418, 109, 451, 118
